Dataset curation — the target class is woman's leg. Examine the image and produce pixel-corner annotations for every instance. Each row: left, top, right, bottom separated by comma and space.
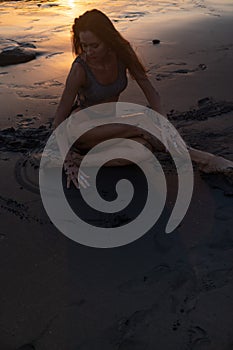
73, 124, 144, 150
71, 136, 154, 167
67, 108, 166, 152
67, 112, 233, 173
141, 132, 233, 174
188, 147, 233, 173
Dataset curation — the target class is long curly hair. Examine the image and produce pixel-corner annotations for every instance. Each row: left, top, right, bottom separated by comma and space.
71, 9, 147, 78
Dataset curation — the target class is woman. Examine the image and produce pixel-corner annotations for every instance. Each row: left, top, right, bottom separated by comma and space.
53, 9, 233, 189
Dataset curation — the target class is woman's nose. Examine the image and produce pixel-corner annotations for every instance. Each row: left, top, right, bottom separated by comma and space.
86, 47, 93, 55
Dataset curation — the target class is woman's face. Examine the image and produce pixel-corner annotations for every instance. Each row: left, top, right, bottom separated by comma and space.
79, 31, 108, 61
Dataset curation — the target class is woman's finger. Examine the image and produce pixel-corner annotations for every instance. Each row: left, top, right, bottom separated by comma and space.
72, 177, 80, 189
79, 174, 90, 187
79, 170, 90, 178
78, 178, 87, 189
67, 175, 71, 189
64, 160, 90, 190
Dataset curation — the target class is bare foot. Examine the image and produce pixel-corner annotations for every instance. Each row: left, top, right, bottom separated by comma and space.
198, 155, 233, 174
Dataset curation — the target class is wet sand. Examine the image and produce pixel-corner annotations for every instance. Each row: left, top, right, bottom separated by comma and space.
0, 1, 233, 349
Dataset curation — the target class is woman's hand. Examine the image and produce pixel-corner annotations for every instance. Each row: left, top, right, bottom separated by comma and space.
64, 151, 90, 189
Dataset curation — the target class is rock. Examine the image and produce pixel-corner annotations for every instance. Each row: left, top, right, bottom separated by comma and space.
174, 69, 190, 74
198, 63, 207, 70
0, 47, 36, 66
152, 39, 160, 45
198, 97, 211, 107
19, 42, 37, 49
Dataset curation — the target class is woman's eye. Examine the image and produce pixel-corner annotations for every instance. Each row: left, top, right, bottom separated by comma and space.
81, 44, 98, 49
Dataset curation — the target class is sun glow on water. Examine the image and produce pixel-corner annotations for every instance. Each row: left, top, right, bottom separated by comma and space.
0, 0, 232, 53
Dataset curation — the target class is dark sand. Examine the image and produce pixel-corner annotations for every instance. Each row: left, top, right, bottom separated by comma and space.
0, 2, 233, 350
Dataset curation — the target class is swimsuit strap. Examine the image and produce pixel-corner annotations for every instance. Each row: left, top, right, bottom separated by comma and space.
73, 54, 128, 108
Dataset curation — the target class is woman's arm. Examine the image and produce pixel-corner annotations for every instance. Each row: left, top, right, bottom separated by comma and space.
52, 61, 91, 189
133, 72, 165, 116
133, 71, 171, 151
53, 62, 86, 128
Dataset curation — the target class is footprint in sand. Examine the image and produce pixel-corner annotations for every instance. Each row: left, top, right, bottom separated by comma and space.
172, 319, 181, 331
187, 326, 210, 349
115, 309, 152, 349
200, 268, 233, 292
118, 264, 171, 293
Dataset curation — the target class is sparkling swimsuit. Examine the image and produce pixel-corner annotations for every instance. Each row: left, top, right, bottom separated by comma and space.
73, 55, 128, 109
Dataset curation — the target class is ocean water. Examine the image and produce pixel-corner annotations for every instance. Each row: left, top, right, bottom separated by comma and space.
0, 0, 232, 52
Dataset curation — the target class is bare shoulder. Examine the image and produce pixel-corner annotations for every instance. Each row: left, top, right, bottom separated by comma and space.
69, 59, 86, 86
